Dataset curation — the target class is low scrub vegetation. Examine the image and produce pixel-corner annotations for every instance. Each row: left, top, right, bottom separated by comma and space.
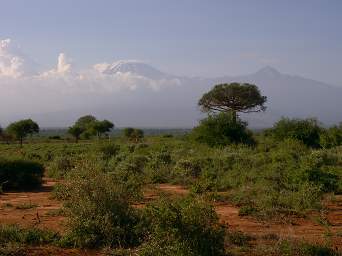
0, 158, 43, 191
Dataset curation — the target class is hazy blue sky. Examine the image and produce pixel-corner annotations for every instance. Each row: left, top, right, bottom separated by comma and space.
1, 0, 341, 85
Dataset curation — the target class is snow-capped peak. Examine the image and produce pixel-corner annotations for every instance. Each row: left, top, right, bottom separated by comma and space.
94, 60, 168, 79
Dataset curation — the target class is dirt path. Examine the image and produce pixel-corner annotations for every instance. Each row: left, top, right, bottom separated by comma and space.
0, 179, 65, 233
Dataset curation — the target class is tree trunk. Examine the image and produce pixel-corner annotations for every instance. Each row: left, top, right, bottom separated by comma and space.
232, 111, 237, 123
20, 137, 23, 147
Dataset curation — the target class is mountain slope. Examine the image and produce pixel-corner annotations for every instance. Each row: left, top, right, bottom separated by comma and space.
2, 60, 342, 127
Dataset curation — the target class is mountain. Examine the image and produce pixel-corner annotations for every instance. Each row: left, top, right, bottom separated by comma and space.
2, 53, 342, 127
95, 60, 171, 80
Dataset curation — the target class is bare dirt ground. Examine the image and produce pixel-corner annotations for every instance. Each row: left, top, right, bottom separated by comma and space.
0, 179, 65, 233
1, 181, 341, 255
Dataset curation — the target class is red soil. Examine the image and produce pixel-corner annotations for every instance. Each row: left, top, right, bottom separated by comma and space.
1, 181, 341, 255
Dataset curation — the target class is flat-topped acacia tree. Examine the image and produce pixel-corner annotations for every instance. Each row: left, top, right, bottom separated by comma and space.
6, 119, 39, 147
198, 83, 267, 122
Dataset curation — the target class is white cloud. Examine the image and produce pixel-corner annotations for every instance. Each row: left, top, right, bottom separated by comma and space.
41, 53, 72, 77
0, 39, 27, 78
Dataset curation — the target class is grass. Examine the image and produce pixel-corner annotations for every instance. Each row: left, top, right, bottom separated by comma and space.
45, 208, 65, 217
15, 202, 38, 210
0, 224, 59, 246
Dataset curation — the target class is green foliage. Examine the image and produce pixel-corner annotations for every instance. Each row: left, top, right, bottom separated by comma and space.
320, 124, 342, 148
191, 112, 255, 147
91, 120, 114, 138
68, 125, 83, 142
47, 155, 74, 179
6, 119, 39, 146
97, 142, 121, 160
270, 118, 322, 148
123, 128, 144, 143
69, 115, 114, 141
60, 166, 144, 248
0, 158, 43, 190
276, 240, 339, 256
0, 224, 59, 246
75, 115, 97, 130
140, 196, 225, 256
225, 230, 254, 247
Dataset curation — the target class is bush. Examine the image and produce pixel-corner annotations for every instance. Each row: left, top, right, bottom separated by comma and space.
277, 240, 339, 256
0, 224, 59, 246
97, 143, 121, 160
61, 167, 144, 248
191, 112, 255, 147
140, 196, 225, 256
270, 118, 322, 148
300, 151, 340, 193
0, 158, 43, 190
320, 125, 342, 148
47, 156, 74, 179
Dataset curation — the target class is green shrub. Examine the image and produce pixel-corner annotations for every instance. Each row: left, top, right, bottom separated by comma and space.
277, 240, 339, 256
61, 167, 144, 248
320, 125, 342, 148
175, 159, 202, 178
0, 224, 59, 246
191, 112, 255, 147
270, 118, 322, 148
238, 205, 257, 216
301, 151, 340, 193
97, 143, 120, 160
225, 230, 254, 247
140, 196, 225, 256
0, 158, 43, 190
47, 155, 74, 179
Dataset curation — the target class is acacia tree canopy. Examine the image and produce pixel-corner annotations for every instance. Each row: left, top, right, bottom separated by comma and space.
75, 115, 97, 130
91, 120, 114, 138
198, 83, 267, 116
6, 119, 39, 146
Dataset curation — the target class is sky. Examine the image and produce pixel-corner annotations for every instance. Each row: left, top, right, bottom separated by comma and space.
1, 0, 342, 85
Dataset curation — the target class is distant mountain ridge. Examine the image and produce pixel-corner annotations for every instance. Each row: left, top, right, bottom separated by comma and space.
2, 57, 342, 127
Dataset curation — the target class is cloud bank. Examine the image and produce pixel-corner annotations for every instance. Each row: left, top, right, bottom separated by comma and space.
0, 39, 183, 125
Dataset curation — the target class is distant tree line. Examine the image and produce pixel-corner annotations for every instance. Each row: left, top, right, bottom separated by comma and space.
1, 82, 342, 148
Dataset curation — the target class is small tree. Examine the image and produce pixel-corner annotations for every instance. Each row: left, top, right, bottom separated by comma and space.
68, 125, 83, 143
123, 127, 134, 138
199, 83, 267, 122
123, 128, 144, 143
6, 119, 39, 147
92, 120, 114, 139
